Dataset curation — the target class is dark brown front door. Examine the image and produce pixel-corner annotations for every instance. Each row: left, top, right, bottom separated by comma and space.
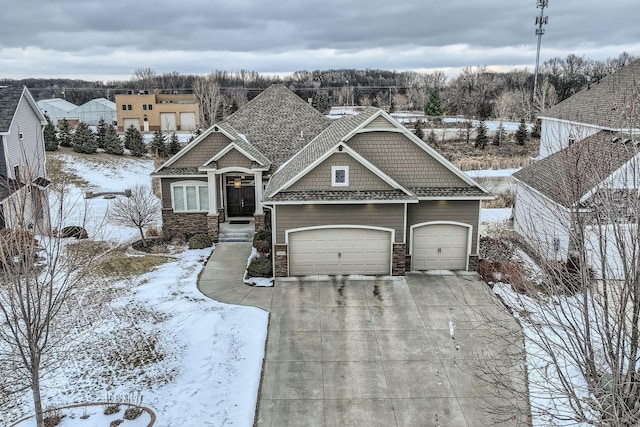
226, 186, 255, 217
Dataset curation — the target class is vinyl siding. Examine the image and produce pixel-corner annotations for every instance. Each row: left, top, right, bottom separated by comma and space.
275, 204, 404, 244
347, 132, 469, 188
407, 200, 479, 253
160, 177, 207, 209
170, 133, 233, 168
287, 152, 393, 191
217, 148, 253, 170
6, 95, 46, 179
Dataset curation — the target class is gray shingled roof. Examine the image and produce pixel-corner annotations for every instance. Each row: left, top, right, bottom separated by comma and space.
513, 131, 639, 208
264, 189, 415, 202
265, 108, 380, 197
540, 59, 640, 129
410, 187, 490, 198
223, 85, 330, 172
151, 167, 203, 176
0, 86, 24, 133
214, 122, 271, 167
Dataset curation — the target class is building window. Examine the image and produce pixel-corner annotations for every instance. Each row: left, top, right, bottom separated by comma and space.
331, 166, 349, 187
568, 133, 576, 146
142, 105, 147, 110
171, 181, 209, 212
127, 104, 133, 110
142, 104, 153, 111
147, 104, 153, 111
122, 104, 127, 111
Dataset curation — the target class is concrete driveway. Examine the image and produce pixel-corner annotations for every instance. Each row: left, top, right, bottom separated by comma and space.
199, 243, 528, 427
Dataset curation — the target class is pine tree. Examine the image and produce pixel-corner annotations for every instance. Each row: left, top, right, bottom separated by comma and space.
103, 124, 124, 155
371, 97, 379, 108
72, 122, 98, 154
492, 121, 506, 146
150, 129, 167, 157
168, 133, 181, 156
413, 120, 425, 140
388, 97, 396, 114
125, 125, 146, 157
215, 100, 225, 123
43, 114, 58, 151
95, 117, 109, 149
516, 118, 529, 146
474, 120, 488, 149
424, 90, 444, 121
58, 119, 72, 147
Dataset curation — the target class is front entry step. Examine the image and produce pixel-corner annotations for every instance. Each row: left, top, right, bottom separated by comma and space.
218, 231, 253, 243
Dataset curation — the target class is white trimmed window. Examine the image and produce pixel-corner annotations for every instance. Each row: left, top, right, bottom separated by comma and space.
331, 166, 349, 187
171, 181, 209, 212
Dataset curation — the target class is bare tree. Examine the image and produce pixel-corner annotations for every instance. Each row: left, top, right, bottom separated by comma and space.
107, 185, 160, 246
193, 73, 222, 129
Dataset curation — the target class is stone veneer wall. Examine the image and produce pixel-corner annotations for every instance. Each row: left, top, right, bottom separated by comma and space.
162, 209, 207, 238
392, 243, 406, 276
207, 214, 220, 242
468, 255, 479, 272
254, 214, 266, 232
274, 244, 288, 277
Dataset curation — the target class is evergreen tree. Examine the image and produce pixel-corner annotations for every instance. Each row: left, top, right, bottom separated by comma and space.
95, 117, 109, 149
474, 120, 488, 149
516, 118, 529, 146
228, 98, 239, 115
72, 122, 97, 154
168, 133, 181, 156
43, 114, 58, 151
424, 90, 444, 121
388, 97, 396, 114
103, 124, 124, 155
125, 125, 146, 157
371, 97, 379, 108
531, 118, 542, 138
413, 120, 425, 140
58, 119, 72, 147
150, 129, 167, 157
492, 121, 506, 146
215, 100, 225, 123
311, 92, 331, 114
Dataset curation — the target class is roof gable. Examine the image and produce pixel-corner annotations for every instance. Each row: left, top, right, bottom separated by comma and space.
0, 86, 46, 133
513, 131, 639, 207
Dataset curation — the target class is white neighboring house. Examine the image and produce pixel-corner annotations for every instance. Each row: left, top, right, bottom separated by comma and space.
69, 97, 117, 126
0, 86, 50, 232
514, 59, 640, 280
36, 97, 78, 126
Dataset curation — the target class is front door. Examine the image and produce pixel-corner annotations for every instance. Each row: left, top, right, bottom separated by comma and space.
226, 185, 255, 217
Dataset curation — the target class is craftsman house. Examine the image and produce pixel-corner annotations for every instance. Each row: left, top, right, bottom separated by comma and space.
0, 86, 50, 232
154, 85, 491, 276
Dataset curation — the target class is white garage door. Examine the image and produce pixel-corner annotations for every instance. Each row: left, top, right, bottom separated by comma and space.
123, 118, 140, 131
160, 113, 177, 131
288, 227, 392, 276
180, 112, 197, 131
412, 223, 469, 270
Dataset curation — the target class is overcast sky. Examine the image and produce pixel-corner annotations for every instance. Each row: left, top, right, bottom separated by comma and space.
1, 0, 639, 81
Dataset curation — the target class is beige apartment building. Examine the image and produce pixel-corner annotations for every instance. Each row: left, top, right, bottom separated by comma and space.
115, 91, 199, 132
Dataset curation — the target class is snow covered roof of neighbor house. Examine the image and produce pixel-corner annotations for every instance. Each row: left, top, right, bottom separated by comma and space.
513, 131, 639, 207
223, 84, 331, 172
539, 58, 640, 130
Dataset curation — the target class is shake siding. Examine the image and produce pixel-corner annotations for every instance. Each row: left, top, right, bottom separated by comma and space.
7, 96, 45, 179
348, 132, 469, 188
275, 204, 404, 244
217, 148, 253, 169
288, 153, 392, 191
170, 133, 232, 168
160, 177, 207, 208
407, 201, 479, 253
363, 116, 395, 129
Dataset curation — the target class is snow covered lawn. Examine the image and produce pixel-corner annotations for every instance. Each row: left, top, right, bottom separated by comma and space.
5, 153, 268, 426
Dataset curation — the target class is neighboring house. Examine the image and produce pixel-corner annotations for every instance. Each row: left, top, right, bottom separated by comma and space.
538, 58, 640, 159
69, 98, 117, 126
154, 85, 490, 277
0, 86, 50, 232
115, 91, 199, 132
36, 98, 78, 126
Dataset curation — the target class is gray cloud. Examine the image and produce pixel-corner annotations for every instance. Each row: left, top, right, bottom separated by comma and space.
1, 0, 638, 80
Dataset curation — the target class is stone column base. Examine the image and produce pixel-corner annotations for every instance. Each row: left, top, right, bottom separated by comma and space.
274, 244, 288, 277
207, 214, 220, 243
468, 254, 479, 272
254, 214, 266, 232
392, 243, 406, 276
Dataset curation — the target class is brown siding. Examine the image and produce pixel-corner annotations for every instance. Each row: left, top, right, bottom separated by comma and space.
160, 177, 207, 209
288, 153, 392, 191
364, 116, 395, 129
407, 200, 480, 253
217, 148, 253, 169
170, 133, 232, 168
347, 132, 469, 188
274, 204, 404, 244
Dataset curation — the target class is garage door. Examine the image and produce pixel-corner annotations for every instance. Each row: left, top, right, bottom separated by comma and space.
180, 112, 197, 131
412, 223, 469, 270
288, 227, 392, 276
123, 118, 140, 131
160, 113, 177, 131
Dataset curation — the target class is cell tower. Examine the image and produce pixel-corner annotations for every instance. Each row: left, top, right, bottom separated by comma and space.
533, 0, 549, 102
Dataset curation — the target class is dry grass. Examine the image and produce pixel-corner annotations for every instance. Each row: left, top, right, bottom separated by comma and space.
46, 154, 89, 189
95, 246, 170, 278
431, 137, 539, 171
482, 190, 515, 208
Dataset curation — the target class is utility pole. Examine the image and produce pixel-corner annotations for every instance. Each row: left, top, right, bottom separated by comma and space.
533, 0, 549, 103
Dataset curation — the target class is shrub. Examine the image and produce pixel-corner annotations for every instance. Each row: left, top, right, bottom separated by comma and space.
188, 233, 212, 249
0, 229, 38, 265
145, 227, 161, 237
253, 229, 272, 255
247, 257, 272, 278
103, 404, 120, 415
124, 406, 143, 420
253, 229, 272, 242
60, 226, 88, 239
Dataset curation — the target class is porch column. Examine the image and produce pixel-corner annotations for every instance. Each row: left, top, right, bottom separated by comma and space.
207, 171, 218, 215
253, 170, 263, 215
